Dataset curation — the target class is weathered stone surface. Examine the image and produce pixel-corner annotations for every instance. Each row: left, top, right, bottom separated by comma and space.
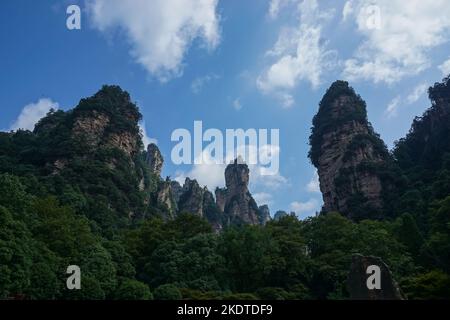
72, 111, 110, 149
146, 143, 164, 177
152, 158, 273, 229
215, 187, 227, 213
216, 159, 261, 225
175, 178, 223, 230
70, 86, 142, 159
202, 188, 223, 232
274, 211, 288, 221
258, 205, 271, 225
178, 178, 205, 216
170, 180, 183, 205
310, 81, 391, 220
156, 179, 176, 219
347, 254, 406, 300
106, 131, 139, 157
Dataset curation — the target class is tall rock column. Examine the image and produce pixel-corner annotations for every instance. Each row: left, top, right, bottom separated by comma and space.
216, 159, 262, 225
146, 143, 163, 177
309, 81, 391, 220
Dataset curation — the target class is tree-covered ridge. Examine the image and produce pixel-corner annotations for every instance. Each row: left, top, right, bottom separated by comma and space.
0, 81, 450, 300
0, 86, 156, 234
391, 76, 450, 251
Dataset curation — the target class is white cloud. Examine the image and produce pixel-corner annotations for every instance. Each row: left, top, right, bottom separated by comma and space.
175, 162, 224, 191
343, 0, 450, 83
279, 93, 295, 109
306, 170, 320, 193
290, 198, 320, 219
406, 83, 428, 104
253, 192, 273, 206
268, 0, 283, 19
258, 0, 336, 107
10, 98, 59, 131
268, 0, 296, 19
233, 98, 242, 111
438, 58, 450, 76
174, 143, 288, 193
139, 121, 158, 147
89, 0, 221, 82
342, 1, 354, 22
385, 97, 400, 119
191, 74, 219, 94
385, 83, 428, 119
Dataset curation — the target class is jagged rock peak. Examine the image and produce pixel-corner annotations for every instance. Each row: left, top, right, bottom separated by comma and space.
178, 178, 205, 217
170, 180, 183, 205
156, 178, 177, 220
146, 143, 163, 176
175, 178, 223, 231
217, 158, 261, 225
274, 210, 288, 221
49, 85, 144, 159
258, 205, 271, 225
309, 81, 391, 220
225, 157, 250, 191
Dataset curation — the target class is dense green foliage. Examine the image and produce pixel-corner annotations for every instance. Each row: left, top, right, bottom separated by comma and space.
1, 83, 450, 300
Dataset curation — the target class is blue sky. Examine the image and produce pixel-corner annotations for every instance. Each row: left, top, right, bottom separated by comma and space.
1, 0, 450, 218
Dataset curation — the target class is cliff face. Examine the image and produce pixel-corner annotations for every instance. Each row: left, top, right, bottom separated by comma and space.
216, 159, 266, 226
175, 178, 222, 231
258, 205, 271, 225
178, 178, 205, 216
31, 85, 150, 224
156, 178, 177, 220
67, 85, 142, 159
146, 143, 164, 177
309, 81, 391, 220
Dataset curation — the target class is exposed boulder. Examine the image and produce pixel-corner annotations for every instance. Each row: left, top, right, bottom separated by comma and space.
347, 254, 406, 300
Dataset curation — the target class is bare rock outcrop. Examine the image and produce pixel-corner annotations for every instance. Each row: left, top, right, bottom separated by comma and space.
146, 143, 163, 177
176, 178, 222, 231
170, 180, 183, 204
309, 81, 392, 220
258, 205, 271, 226
68, 85, 142, 160
178, 178, 205, 216
347, 254, 406, 300
156, 178, 177, 219
216, 159, 261, 225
